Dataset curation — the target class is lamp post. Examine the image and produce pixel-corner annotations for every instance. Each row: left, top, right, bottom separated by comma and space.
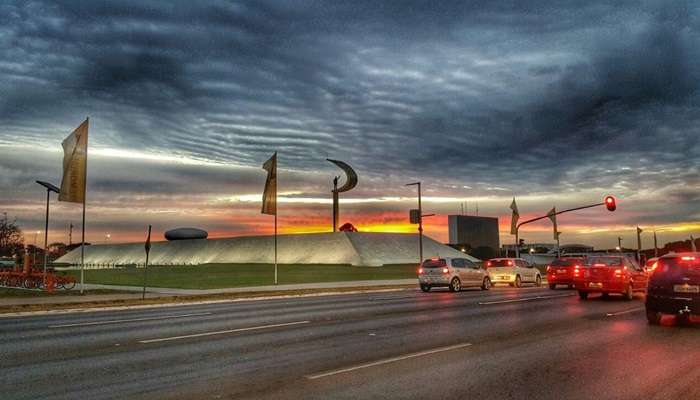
36, 181, 60, 284
406, 182, 435, 265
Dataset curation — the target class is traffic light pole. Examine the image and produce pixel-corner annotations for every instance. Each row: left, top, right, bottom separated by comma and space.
515, 201, 607, 258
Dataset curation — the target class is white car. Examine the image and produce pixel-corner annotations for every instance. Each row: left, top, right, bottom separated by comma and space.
486, 258, 542, 287
418, 257, 491, 292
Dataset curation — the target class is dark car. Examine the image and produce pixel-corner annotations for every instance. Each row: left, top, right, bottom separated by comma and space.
645, 252, 700, 325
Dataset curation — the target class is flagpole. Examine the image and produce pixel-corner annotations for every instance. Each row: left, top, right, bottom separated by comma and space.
143, 225, 151, 300
80, 117, 89, 295
274, 212, 278, 285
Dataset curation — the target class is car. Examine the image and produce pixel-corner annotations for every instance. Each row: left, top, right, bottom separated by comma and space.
546, 257, 585, 289
418, 257, 491, 292
574, 255, 648, 300
485, 258, 542, 288
645, 252, 699, 325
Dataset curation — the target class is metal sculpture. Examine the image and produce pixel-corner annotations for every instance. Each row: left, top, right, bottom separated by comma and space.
326, 159, 358, 232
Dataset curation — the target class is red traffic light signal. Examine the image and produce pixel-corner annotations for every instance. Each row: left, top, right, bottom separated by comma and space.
604, 195, 616, 211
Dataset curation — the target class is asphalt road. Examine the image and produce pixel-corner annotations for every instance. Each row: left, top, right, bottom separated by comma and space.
1, 285, 697, 400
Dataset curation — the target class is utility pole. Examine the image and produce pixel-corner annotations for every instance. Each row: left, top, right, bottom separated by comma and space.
406, 182, 435, 265
617, 236, 623, 253
69, 223, 73, 246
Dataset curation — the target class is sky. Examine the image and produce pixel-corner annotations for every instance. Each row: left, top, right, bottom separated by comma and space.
0, 0, 698, 250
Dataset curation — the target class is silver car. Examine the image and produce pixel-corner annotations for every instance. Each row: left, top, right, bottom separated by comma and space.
418, 257, 491, 292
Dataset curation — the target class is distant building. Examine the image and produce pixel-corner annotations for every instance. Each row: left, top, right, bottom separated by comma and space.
448, 215, 500, 259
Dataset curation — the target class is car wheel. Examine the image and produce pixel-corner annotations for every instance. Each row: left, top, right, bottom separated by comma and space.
449, 277, 461, 292
646, 308, 661, 325
549, 283, 556, 290
420, 284, 431, 292
535, 275, 542, 287
515, 275, 522, 288
578, 291, 588, 300
624, 283, 634, 300
481, 277, 491, 291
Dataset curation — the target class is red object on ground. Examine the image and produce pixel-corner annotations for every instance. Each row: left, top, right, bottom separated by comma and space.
339, 223, 358, 232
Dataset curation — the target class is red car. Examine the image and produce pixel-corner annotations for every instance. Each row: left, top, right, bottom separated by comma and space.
546, 257, 585, 289
574, 255, 648, 300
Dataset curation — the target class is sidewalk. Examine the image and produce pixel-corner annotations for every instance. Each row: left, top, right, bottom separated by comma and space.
0, 279, 417, 307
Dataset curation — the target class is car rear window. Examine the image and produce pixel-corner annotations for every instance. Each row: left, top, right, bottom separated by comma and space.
422, 259, 447, 268
588, 257, 622, 267
551, 259, 580, 267
658, 256, 700, 272
487, 259, 513, 267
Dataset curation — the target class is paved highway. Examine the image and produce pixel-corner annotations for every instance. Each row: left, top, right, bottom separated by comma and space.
1, 285, 697, 400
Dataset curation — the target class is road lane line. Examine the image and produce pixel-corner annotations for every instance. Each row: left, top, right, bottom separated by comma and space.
138, 320, 311, 344
478, 293, 574, 305
305, 343, 472, 380
48, 312, 213, 328
606, 307, 645, 317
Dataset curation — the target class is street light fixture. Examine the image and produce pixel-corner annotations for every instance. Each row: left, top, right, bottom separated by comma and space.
36, 180, 60, 284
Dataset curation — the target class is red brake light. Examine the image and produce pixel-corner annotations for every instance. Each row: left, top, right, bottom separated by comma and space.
614, 268, 623, 277
418, 268, 423, 274
442, 267, 449, 274
594, 263, 606, 267
546, 266, 552, 272
681, 256, 696, 261
486, 261, 491, 267
507, 260, 513, 266
648, 261, 658, 272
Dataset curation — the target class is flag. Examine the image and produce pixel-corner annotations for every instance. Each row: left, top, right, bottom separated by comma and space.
547, 207, 558, 240
692, 235, 697, 252
636, 226, 643, 251
509, 197, 519, 235
59, 119, 89, 204
261, 152, 277, 215
144, 225, 152, 255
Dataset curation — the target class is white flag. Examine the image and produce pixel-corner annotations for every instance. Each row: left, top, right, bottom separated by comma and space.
547, 207, 558, 240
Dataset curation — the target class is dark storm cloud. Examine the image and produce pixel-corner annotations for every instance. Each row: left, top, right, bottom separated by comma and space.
0, 0, 698, 196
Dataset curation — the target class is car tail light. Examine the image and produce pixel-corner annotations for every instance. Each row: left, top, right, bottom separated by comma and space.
546, 266, 552, 273
681, 256, 696, 261
486, 261, 492, 267
507, 260, 513, 266
594, 263, 606, 267
647, 262, 658, 272
418, 268, 423, 274
614, 268, 623, 278
442, 267, 449, 274
573, 266, 580, 277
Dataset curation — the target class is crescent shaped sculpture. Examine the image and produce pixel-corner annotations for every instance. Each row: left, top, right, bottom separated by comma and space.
326, 159, 358, 193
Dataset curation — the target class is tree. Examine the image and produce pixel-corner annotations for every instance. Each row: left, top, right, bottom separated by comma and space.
0, 213, 24, 258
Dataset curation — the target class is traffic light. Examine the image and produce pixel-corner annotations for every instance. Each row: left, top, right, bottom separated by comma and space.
604, 195, 616, 211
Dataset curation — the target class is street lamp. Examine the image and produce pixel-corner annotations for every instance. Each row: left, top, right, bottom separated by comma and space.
36, 180, 60, 283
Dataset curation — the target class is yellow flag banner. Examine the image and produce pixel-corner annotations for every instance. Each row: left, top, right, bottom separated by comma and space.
509, 197, 519, 235
261, 152, 277, 215
59, 119, 89, 204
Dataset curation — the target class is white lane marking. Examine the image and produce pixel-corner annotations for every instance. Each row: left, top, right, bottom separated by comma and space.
606, 307, 645, 317
306, 343, 472, 380
48, 312, 212, 328
138, 320, 311, 344
478, 293, 574, 305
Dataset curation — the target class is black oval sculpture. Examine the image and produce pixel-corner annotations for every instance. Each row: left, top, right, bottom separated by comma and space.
164, 227, 208, 241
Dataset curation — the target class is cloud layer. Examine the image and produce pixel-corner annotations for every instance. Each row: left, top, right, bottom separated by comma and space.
0, 1, 698, 248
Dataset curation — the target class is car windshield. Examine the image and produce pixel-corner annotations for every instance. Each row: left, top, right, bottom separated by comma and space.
487, 259, 514, 267
588, 257, 622, 267
421, 259, 447, 268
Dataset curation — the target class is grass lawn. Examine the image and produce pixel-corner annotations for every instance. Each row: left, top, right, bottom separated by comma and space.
65, 263, 418, 290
